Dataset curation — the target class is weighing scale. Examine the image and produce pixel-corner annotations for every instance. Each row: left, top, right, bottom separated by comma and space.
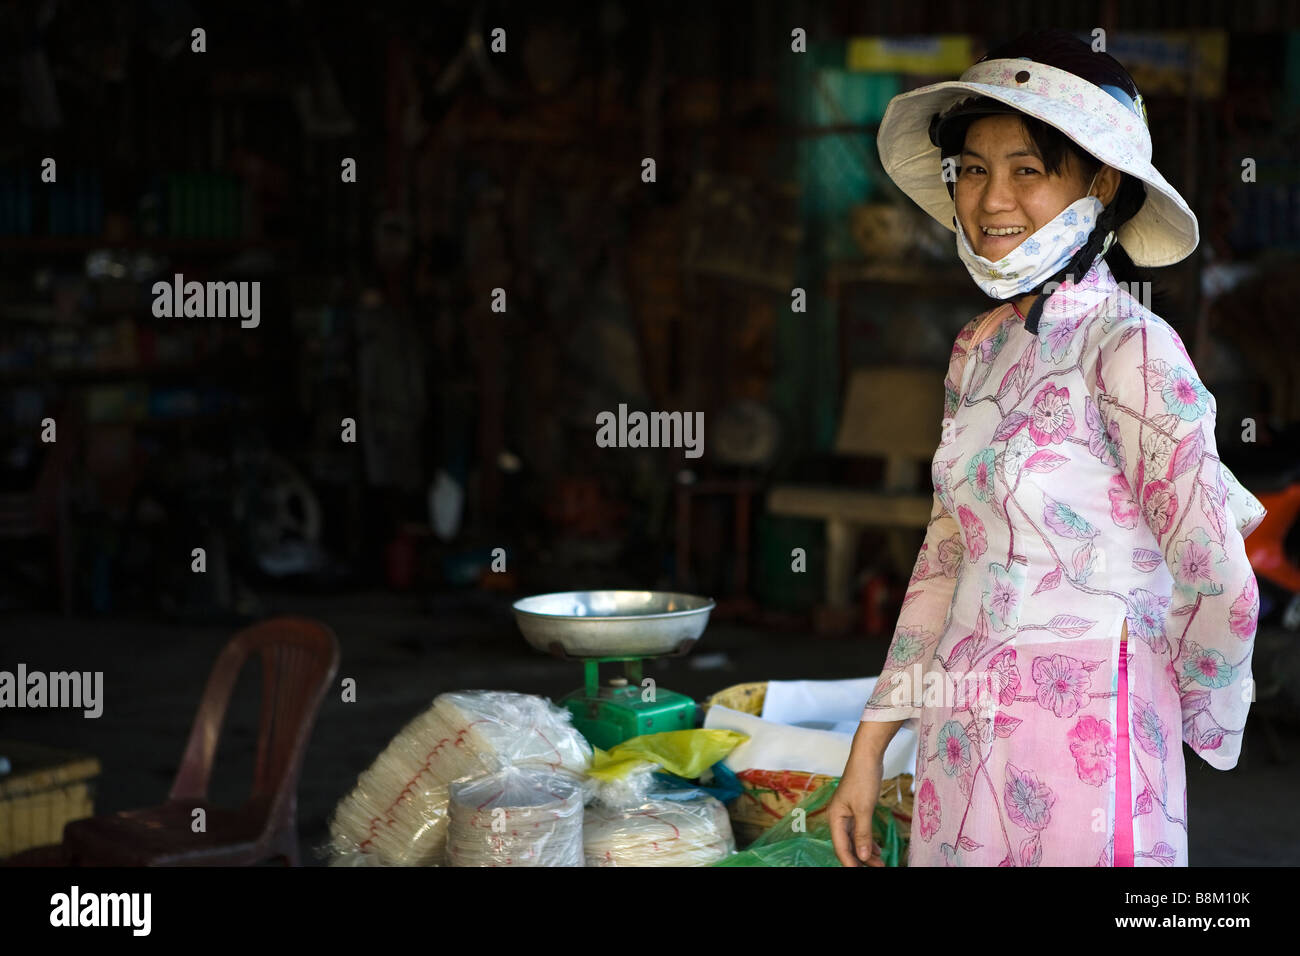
512, 591, 715, 751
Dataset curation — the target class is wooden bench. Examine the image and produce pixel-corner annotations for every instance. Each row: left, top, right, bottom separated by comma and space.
0, 740, 100, 861
767, 366, 942, 619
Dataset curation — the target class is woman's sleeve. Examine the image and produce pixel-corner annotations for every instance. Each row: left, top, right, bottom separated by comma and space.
861, 320, 977, 728
1094, 316, 1267, 770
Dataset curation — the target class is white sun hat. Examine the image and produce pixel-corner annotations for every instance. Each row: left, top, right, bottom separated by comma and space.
876, 29, 1199, 268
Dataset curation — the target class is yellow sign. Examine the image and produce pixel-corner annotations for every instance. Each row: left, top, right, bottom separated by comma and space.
846, 31, 1226, 98
847, 35, 975, 75
1107, 31, 1226, 99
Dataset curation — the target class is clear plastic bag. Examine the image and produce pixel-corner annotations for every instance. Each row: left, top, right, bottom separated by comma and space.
583, 760, 736, 867
584, 792, 735, 867
326, 691, 592, 866
447, 765, 585, 867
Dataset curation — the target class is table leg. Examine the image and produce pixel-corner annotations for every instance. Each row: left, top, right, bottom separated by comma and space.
826, 518, 858, 609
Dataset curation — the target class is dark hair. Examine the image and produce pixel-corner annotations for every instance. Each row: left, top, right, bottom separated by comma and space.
943, 99, 1152, 290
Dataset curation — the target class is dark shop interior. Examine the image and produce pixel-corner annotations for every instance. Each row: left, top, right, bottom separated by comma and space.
2, 0, 1299, 878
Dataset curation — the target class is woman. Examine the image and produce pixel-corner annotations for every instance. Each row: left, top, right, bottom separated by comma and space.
828, 29, 1268, 867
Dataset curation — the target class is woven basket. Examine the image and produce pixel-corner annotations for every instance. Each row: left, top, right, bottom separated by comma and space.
703, 683, 914, 850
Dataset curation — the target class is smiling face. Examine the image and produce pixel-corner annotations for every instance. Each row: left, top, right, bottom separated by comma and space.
955, 114, 1100, 260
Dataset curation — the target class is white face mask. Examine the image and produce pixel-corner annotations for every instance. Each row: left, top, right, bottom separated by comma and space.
953, 170, 1116, 300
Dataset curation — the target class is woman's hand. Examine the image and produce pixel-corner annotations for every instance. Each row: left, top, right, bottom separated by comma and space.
828, 753, 886, 866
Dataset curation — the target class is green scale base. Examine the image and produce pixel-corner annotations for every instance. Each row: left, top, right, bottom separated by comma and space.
560, 656, 696, 751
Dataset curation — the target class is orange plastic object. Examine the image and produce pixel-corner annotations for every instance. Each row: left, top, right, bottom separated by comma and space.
1246, 483, 1300, 593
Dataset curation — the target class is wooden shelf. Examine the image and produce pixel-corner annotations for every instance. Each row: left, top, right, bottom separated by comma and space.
0, 358, 270, 387
87, 412, 245, 430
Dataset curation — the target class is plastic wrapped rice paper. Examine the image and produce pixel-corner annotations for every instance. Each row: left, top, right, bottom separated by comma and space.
584, 789, 735, 866
448, 765, 585, 867
327, 691, 592, 866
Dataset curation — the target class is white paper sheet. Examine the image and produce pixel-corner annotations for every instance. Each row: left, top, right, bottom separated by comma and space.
704, 701, 918, 781
761, 677, 880, 725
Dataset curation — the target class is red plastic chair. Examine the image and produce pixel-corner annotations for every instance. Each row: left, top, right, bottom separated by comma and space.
62, 617, 340, 866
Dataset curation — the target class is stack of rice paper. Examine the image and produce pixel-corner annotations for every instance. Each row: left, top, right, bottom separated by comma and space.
328, 691, 591, 866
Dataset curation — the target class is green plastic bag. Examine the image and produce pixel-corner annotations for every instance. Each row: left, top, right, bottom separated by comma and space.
713, 836, 841, 867
713, 777, 906, 867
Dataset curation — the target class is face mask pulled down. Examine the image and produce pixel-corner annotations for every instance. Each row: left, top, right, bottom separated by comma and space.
953, 171, 1115, 300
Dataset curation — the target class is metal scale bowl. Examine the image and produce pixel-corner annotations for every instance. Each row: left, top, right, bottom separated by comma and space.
512, 590, 715, 750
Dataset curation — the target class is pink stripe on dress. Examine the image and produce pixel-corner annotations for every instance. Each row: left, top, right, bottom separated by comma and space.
1115, 622, 1134, 866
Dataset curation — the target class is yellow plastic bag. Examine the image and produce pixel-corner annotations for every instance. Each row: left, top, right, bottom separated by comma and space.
588, 729, 747, 781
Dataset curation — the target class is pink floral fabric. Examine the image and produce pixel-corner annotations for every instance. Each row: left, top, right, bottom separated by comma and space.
861, 257, 1266, 866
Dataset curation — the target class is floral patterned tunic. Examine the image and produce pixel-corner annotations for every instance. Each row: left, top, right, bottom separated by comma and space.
861, 257, 1267, 867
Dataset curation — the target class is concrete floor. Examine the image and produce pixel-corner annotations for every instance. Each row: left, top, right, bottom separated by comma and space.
4, 588, 1299, 866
